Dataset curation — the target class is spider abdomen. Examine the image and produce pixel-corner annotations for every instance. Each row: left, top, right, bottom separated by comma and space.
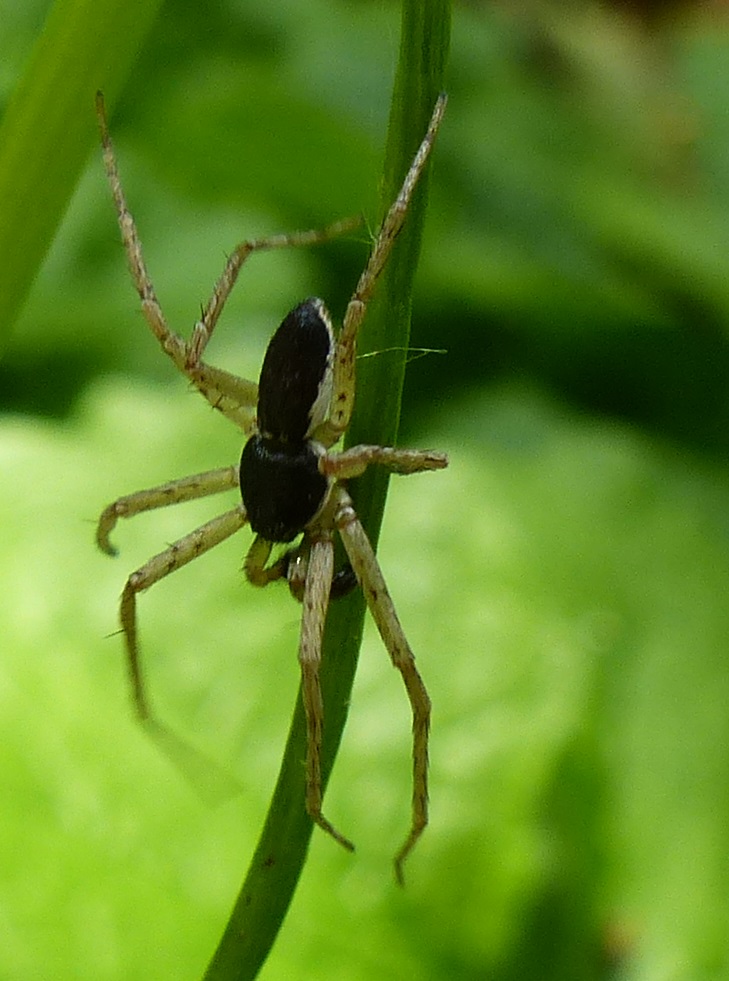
239, 435, 329, 543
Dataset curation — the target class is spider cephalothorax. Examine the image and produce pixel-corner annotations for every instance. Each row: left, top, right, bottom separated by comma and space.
95, 92, 447, 882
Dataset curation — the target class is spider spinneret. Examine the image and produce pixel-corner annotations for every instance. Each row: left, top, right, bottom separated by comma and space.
95, 91, 448, 883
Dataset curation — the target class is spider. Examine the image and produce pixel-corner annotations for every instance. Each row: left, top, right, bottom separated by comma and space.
94, 91, 448, 883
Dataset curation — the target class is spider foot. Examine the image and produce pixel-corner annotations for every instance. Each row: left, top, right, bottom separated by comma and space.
393, 819, 427, 887
309, 807, 355, 854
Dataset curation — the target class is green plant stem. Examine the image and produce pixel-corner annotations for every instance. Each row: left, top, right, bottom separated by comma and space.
0, 0, 163, 349
203, 1, 450, 978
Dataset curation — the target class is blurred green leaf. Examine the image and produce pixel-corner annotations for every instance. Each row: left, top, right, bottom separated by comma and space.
0, 0, 164, 348
3, 378, 729, 978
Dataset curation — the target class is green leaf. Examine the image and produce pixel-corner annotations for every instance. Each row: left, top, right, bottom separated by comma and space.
0, 0, 164, 350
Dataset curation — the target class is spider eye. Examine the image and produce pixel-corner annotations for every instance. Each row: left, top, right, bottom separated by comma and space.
257, 298, 334, 442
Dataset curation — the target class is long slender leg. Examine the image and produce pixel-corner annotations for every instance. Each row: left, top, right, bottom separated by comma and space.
188, 217, 362, 366
96, 93, 257, 432
120, 506, 247, 721
320, 94, 447, 445
333, 488, 430, 884
191, 364, 258, 429
97, 465, 239, 555
352, 94, 447, 310
320, 445, 448, 480
298, 532, 355, 852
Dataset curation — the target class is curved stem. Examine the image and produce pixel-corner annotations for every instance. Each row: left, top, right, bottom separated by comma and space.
204, 1, 450, 977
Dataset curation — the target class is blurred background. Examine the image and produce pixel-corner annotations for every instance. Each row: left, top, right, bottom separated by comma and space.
2, 0, 729, 978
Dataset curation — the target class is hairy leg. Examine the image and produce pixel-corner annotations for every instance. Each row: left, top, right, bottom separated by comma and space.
334, 487, 430, 884
97, 465, 239, 555
318, 94, 447, 445
119, 506, 247, 720
298, 532, 355, 852
320, 444, 447, 480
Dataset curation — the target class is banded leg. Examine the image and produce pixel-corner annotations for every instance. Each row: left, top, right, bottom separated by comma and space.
334, 487, 431, 884
321, 93, 448, 444
298, 532, 355, 852
188, 216, 362, 365
95, 92, 257, 432
97, 465, 239, 555
320, 445, 448, 480
120, 505, 247, 721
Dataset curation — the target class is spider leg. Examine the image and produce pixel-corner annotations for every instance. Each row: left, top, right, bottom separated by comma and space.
95, 93, 257, 433
288, 544, 358, 603
97, 465, 239, 556
352, 93, 447, 309
243, 535, 293, 588
192, 364, 258, 432
320, 93, 447, 444
188, 216, 362, 366
333, 487, 430, 885
321, 444, 448, 480
298, 531, 355, 853
119, 505, 247, 722
244, 535, 357, 605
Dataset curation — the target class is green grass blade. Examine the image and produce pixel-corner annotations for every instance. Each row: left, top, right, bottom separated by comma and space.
0, 0, 163, 351
203, 1, 450, 978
